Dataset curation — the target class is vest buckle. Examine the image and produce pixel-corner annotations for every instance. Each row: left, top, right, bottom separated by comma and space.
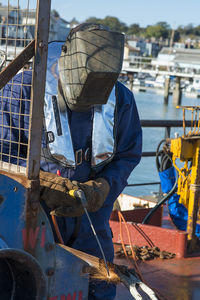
75, 149, 83, 165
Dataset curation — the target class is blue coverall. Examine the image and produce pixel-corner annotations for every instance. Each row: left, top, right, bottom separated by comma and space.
1, 69, 142, 300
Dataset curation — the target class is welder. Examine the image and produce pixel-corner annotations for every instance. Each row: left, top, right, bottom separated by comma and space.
2, 23, 142, 300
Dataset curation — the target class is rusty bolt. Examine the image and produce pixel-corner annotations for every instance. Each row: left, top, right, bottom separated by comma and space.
38, 41, 48, 51
46, 267, 55, 277
39, 41, 44, 48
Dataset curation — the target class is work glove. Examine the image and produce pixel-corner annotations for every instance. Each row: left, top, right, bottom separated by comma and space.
39, 171, 110, 217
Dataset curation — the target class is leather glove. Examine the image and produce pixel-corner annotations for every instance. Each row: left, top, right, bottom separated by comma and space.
40, 170, 76, 209
40, 171, 110, 218
53, 178, 110, 217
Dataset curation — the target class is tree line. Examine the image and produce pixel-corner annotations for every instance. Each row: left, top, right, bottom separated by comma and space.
80, 16, 200, 41
51, 9, 200, 42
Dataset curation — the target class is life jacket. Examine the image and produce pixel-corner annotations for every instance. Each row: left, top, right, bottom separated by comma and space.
42, 41, 117, 169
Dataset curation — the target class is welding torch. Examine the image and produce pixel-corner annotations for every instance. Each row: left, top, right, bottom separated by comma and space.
69, 188, 110, 278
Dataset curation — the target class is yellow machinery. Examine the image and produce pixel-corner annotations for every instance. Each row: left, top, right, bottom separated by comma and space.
170, 106, 200, 249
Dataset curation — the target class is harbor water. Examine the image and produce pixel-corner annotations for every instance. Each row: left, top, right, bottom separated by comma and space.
124, 89, 200, 197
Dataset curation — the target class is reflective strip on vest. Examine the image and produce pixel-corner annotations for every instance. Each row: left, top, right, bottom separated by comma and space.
92, 87, 116, 167
44, 41, 116, 168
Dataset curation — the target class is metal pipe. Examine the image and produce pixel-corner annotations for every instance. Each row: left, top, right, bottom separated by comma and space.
73, 189, 110, 278
140, 119, 191, 127
127, 182, 160, 187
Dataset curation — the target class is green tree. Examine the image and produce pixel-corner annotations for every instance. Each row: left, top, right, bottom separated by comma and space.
173, 30, 181, 42
194, 25, 200, 36
84, 16, 128, 33
176, 25, 185, 35
101, 16, 128, 32
85, 17, 101, 24
145, 22, 170, 39
156, 22, 170, 30
127, 23, 141, 35
184, 23, 194, 35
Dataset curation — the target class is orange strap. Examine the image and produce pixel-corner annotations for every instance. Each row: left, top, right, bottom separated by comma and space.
51, 215, 64, 244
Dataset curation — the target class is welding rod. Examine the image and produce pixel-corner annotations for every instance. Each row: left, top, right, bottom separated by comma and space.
69, 189, 110, 278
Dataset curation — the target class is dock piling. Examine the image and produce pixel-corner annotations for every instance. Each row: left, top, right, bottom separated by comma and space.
173, 77, 182, 105
164, 76, 170, 104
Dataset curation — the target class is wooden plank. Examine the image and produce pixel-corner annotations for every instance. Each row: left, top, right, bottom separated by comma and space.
0, 40, 35, 90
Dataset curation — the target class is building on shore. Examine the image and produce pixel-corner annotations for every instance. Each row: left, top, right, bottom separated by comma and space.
0, 3, 71, 65
151, 47, 200, 74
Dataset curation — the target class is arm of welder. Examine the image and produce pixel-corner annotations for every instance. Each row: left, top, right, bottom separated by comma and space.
95, 83, 142, 206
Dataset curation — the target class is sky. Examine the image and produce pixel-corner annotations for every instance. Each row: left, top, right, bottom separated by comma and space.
50, 0, 200, 29
3, 0, 200, 29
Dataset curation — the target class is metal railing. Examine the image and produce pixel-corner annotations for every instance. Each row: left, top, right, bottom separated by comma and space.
141, 119, 191, 157
127, 119, 191, 188
0, 0, 50, 179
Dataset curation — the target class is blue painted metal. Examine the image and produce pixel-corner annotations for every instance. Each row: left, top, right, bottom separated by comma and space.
0, 174, 89, 299
50, 245, 89, 299
0, 248, 47, 300
0, 237, 8, 249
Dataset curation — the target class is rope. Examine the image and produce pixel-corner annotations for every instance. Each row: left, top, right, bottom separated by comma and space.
118, 210, 168, 300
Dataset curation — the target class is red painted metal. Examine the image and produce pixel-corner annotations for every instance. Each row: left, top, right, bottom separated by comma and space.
110, 206, 162, 226
110, 220, 188, 258
140, 257, 200, 300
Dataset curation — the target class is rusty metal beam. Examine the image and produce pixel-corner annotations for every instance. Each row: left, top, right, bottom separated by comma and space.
24, 0, 51, 258
27, 0, 51, 180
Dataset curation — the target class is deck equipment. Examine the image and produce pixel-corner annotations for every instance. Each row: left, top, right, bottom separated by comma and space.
170, 105, 200, 251
144, 106, 200, 252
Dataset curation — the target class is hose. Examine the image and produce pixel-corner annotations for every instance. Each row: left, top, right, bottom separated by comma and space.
155, 139, 172, 173
142, 140, 178, 225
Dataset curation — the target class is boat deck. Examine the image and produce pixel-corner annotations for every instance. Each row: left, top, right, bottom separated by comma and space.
113, 203, 200, 299
114, 256, 200, 300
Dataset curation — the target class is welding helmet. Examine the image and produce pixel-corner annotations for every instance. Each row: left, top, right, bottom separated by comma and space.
58, 23, 124, 112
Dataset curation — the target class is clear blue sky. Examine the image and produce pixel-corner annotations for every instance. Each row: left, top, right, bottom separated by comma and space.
3, 0, 200, 28
50, 0, 200, 28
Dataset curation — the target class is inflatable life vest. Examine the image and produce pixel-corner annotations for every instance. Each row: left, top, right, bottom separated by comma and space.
42, 41, 117, 169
